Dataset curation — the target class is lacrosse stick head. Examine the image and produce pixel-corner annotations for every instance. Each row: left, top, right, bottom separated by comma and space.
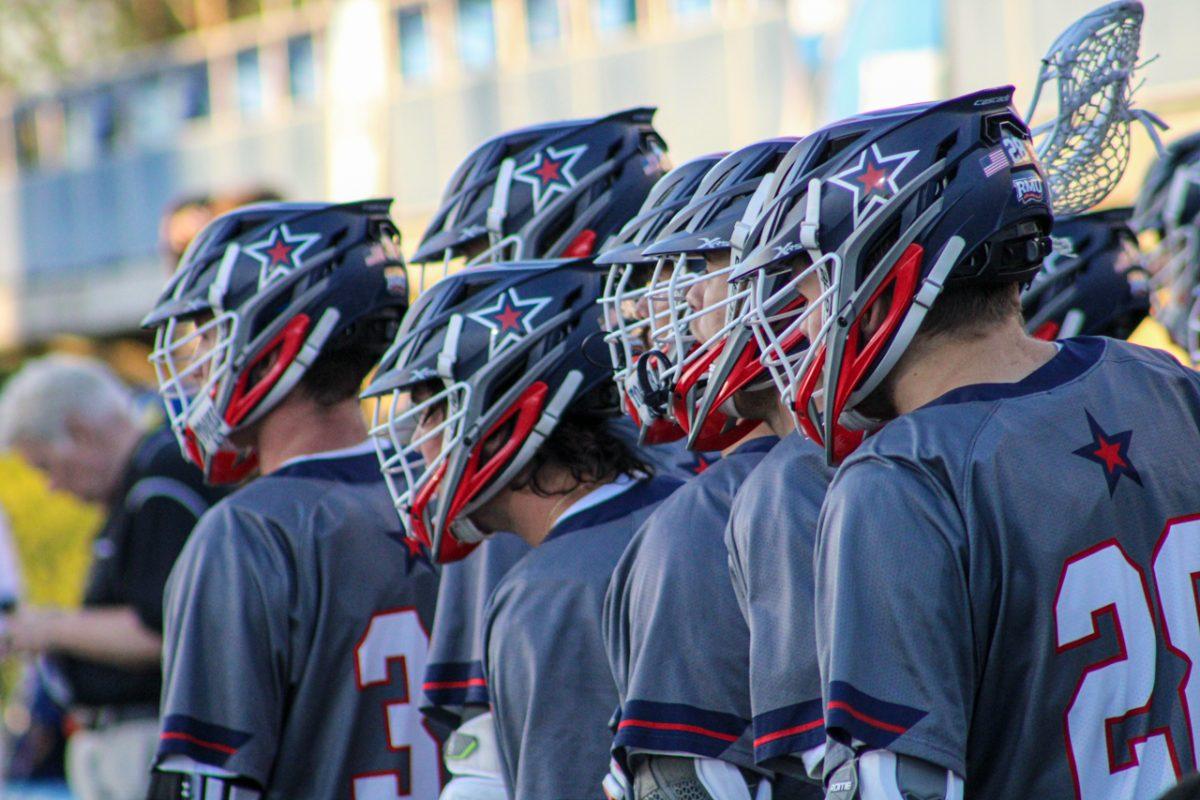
1026, 1, 1162, 216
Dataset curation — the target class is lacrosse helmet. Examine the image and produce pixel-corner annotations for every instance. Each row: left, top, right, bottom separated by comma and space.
732, 87, 1053, 463
1022, 208, 1149, 341
596, 153, 726, 444
411, 108, 670, 273
638, 137, 799, 450
363, 259, 617, 563
142, 200, 409, 484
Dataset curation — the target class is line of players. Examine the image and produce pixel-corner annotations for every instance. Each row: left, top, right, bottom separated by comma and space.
138, 86, 1200, 800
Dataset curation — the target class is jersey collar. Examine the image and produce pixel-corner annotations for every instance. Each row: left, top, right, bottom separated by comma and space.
920, 336, 1105, 410
544, 473, 683, 543
271, 440, 382, 483
729, 435, 780, 456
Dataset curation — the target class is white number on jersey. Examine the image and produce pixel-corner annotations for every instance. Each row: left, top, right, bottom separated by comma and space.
1054, 516, 1200, 800
352, 607, 441, 799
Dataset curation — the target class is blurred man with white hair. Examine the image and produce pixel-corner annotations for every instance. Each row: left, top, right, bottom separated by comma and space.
0, 353, 222, 800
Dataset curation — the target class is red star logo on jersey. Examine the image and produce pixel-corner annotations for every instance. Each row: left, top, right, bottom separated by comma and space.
689, 452, 717, 475
387, 530, 432, 570
1072, 410, 1142, 496
466, 288, 552, 356
829, 144, 919, 228
512, 144, 588, 212
244, 224, 321, 289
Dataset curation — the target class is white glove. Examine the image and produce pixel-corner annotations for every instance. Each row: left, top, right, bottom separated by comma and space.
696, 758, 773, 800
440, 713, 507, 800
602, 757, 631, 800
439, 775, 508, 800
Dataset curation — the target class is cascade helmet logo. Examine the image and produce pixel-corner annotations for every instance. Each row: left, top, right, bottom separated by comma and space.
244, 224, 321, 290
466, 287, 553, 356
513, 145, 588, 213
829, 143, 919, 228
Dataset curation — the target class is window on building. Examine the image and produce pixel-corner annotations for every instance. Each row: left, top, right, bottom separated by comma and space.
398, 7, 434, 80
457, 0, 496, 71
288, 34, 318, 104
526, 0, 562, 49
594, 0, 636, 33
180, 62, 211, 120
14, 107, 38, 170
92, 90, 121, 155
65, 95, 96, 167
236, 48, 263, 117
670, 0, 710, 18
130, 74, 176, 148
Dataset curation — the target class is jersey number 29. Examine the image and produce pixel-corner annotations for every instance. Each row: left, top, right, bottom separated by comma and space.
1055, 515, 1200, 800
353, 607, 442, 799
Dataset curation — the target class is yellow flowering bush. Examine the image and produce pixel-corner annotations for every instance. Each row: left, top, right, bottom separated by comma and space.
0, 454, 99, 608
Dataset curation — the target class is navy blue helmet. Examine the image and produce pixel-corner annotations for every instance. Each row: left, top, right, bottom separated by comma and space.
143, 200, 409, 483
1132, 130, 1200, 237
595, 153, 726, 445
363, 260, 615, 563
411, 108, 670, 267
637, 137, 800, 450
732, 86, 1054, 463
1022, 208, 1149, 341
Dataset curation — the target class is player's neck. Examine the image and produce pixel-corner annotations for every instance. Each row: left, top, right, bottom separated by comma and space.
722, 423, 774, 456
888, 317, 1059, 416
253, 394, 369, 475
477, 468, 614, 548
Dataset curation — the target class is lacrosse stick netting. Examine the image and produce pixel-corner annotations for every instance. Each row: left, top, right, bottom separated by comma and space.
1026, 0, 1166, 216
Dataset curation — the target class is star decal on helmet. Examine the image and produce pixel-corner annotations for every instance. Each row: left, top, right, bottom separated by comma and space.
513, 144, 588, 213
1072, 410, 1142, 496
244, 224, 321, 289
829, 144, 919, 228
466, 287, 552, 356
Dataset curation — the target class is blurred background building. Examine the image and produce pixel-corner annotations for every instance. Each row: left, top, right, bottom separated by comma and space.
0, 0, 1197, 351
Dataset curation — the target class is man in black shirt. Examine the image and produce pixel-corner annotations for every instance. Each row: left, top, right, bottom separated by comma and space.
0, 354, 220, 800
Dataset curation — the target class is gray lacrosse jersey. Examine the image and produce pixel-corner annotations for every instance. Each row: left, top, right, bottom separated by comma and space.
156, 446, 442, 799
483, 474, 682, 799
817, 337, 1200, 799
724, 432, 832, 780
419, 418, 712, 728
604, 436, 778, 773
421, 531, 530, 727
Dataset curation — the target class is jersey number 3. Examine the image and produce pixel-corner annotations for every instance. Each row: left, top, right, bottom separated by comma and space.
352, 608, 441, 799
1055, 514, 1200, 800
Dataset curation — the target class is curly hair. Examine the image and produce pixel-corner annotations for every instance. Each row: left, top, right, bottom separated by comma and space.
509, 405, 652, 497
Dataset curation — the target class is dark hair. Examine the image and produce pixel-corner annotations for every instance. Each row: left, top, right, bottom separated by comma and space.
511, 404, 652, 497
852, 280, 1023, 421
298, 312, 402, 407
916, 281, 1022, 340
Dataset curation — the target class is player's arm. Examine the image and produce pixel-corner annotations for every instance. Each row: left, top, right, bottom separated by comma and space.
824, 750, 963, 799
149, 503, 292, 795
5, 477, 210, 667
3, 605, 161, 666
815, 458, 974, 800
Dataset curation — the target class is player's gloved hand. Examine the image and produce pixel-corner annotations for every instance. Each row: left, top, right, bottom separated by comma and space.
603, 757, 631, 800
439, 712, 507, 800
631, 756, 771, 800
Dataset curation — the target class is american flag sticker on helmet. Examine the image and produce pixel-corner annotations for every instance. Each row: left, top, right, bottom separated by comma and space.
980, 148, 1007, 178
